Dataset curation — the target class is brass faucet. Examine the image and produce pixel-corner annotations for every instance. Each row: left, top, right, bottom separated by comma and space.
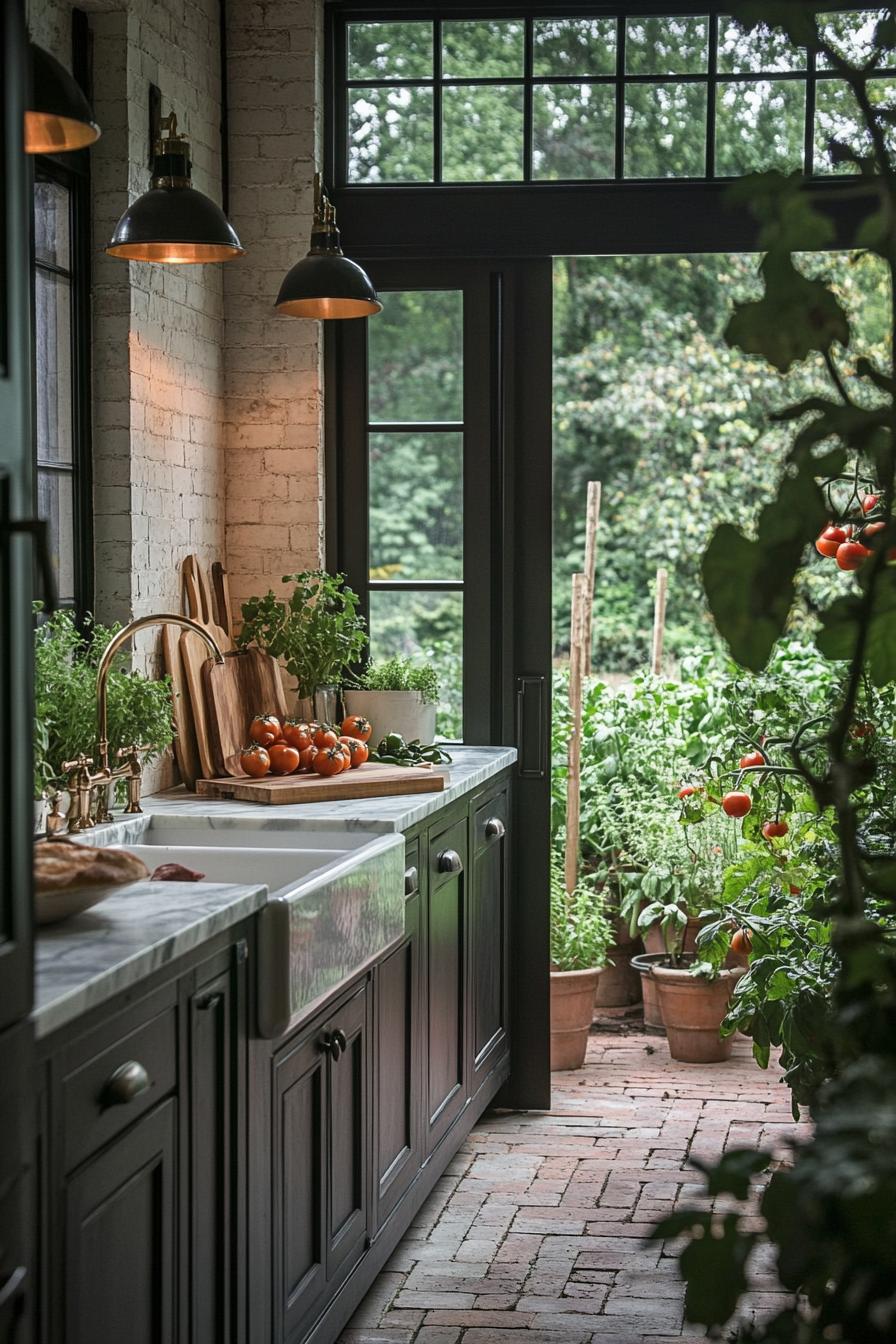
64, 613, 225, 831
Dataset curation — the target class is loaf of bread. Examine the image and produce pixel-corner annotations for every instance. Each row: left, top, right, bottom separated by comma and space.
34, 837, 150, 892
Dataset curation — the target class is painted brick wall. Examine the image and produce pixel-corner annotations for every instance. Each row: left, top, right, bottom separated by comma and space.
224, 0, 325, 617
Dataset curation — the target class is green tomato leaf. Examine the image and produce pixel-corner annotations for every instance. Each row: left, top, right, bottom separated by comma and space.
692, 1148, 772, 1201
817, 571, 896, 687
680, 1213, 757, 1325
726, 254, 849, 373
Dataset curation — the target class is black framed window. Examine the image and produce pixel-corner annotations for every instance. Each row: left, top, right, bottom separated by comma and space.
335, 7, 896, 186
32, 155, 91, 612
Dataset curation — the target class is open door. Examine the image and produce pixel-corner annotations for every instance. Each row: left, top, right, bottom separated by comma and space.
328, 258, 553, 1109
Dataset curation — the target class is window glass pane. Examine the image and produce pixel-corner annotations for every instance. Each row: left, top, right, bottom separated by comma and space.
716, 79, 807, 176
369, 432, 463, 581
625, 82, 708, 177
442, 20, 524, 79
443, 85, 524, 182
348, 21, 433, 81
533, 83, 616, 181
369, 589, 463, 740
533, 18, 616, 77
368, 290, 463, 424
34, 268, 73, 464
717, 16, 805, 72
814, 76, 896, 172
349, 87, 434, 183
625, 16, 709, 75
818, 9, 896, 69
38, 469, 75, 605
34, 177, 70, 269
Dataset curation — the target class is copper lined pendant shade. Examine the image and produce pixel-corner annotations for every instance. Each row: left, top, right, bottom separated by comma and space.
24, 42, 101, 154
275, 175, 382, 319
106, 111, 244, 264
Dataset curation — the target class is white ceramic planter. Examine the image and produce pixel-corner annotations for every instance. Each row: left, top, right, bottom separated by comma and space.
342, 689, 437, 747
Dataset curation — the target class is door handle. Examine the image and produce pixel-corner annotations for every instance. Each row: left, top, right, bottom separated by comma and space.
485, 816, 505, 840
100, 1060, 151, 1107
1, 472, 56, 613
404, 866, 418, 896
320, 1029, 347, 1061
437, 849, 463, 875
516, 674, 547, 778
0, 1265, 26, 1311
196, 992, 223, 1012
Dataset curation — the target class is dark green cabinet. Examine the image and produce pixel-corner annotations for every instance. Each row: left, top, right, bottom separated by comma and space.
469, 790, 510, 1096
63, 1099, 177, 1344
425, 816, 469, 1156
273, 981, 370, 1344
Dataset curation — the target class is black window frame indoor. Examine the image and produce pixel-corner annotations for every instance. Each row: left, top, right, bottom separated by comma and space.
31, 12, 93, 616
329, 1, 893, 190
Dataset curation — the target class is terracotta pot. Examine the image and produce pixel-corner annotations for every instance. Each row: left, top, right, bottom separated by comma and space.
651, 959, 746, 1063
642, 920, 682, 956
550, 966, 602, 1071
630, 952, 666, 1032
682, 914, 710, 955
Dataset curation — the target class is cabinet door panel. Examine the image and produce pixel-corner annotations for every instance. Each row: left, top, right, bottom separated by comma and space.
470, 790, 510, 1090
327, 982, 368, 1278
64, 1099, 176, 1344
426, 817, 468, 1154
189, 968, 234, 1344
275, 1038, 326, 1339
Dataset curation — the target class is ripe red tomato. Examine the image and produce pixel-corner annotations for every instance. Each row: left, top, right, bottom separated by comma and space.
298, 745, 317, 772
739, 751, 765, 769
283, 720, 313, 752
268, 743, 301, 775
678, 785, 699, 799
250, 714, 281, 747
722, 791, 752, 818
340, 737, 369, 768
730, 927, 752, 956
313, 746, 346, 777
240, 744, 270, 778
863, 520, 886, 540
313, 726, 339, 751
341, 715, 372, 743
836, 540, 872, 571
849, 721, 876, 740
815, 525, 847, 558
862, 493, 880, 514
762, 819, 789, 839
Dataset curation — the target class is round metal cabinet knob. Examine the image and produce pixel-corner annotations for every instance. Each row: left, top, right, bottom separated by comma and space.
101, 1060, 151, 1107
485, 817, 505, 840
437, 849, 463, 875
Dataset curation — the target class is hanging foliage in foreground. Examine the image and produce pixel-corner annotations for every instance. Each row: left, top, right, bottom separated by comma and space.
660, 4, 896, 1341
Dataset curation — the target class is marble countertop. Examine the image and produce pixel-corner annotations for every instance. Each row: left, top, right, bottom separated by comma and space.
33, 747, 515, 1041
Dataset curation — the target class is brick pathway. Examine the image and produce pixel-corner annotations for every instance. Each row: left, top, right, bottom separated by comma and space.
343, 1031, 810, 1344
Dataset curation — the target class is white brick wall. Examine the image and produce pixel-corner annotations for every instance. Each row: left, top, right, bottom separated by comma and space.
27, 0, 325, 789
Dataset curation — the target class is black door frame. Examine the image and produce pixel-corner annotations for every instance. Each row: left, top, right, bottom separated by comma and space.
326, 257, 554, 1107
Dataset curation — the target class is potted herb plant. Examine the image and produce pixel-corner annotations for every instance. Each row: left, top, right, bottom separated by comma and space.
237, 571, 367, 721
33, 608, 175, 820
549, 854, 613, 1071
344, 656, 440, 745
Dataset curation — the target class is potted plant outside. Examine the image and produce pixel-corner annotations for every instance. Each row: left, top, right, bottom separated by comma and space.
344, 656, 440, 746
237, 571, 367, 721
650, 954, 746, 1063
549, 856, 613, 1071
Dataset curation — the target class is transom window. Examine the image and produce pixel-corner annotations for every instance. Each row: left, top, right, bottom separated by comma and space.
337, 9, 896, 184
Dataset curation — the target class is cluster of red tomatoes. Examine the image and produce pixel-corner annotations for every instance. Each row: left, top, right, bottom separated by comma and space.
678, 749, 790, 841
239, 714, 373, 780
815, 493, 893, 571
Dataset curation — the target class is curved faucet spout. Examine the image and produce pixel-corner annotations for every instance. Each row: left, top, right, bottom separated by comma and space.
96, 613, 226, 772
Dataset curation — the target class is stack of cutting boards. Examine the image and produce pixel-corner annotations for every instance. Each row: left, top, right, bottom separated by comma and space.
162, 555, 445, 805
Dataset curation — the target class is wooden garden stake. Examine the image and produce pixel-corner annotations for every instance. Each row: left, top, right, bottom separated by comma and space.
651, 567, 669, 677
565, 571, 587, 897
582, 481, 601, 676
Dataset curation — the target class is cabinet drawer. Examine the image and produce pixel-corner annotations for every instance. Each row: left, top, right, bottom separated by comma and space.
473, 790, 509, 856
62, 1005, 177, 1171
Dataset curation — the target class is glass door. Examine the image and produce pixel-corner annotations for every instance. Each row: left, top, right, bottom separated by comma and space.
328, 258, 554, 1106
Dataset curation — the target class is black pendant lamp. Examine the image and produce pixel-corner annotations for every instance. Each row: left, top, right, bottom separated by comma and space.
276, 175, 382, 319
24, 42, 101, 154
106, 110, 244, 264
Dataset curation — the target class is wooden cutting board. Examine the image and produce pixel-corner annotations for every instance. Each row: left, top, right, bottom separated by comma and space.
161, 623, 202, 790
211, 560, 235, 641
196, 761, 446, 805
178, 554, 235, 781
202, 647, 289, 777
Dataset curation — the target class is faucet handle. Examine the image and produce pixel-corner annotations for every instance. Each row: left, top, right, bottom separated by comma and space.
116, 743, 149, 760
62, 754, 94, 773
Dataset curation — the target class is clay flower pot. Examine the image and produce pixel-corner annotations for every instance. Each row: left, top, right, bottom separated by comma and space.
651, 958, 746, 1063
550, 966, 602, 1071
630, 952, 666, 1032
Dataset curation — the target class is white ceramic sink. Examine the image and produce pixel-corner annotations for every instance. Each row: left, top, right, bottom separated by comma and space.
125, 843, 342, 892
130, 819, 378, 852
